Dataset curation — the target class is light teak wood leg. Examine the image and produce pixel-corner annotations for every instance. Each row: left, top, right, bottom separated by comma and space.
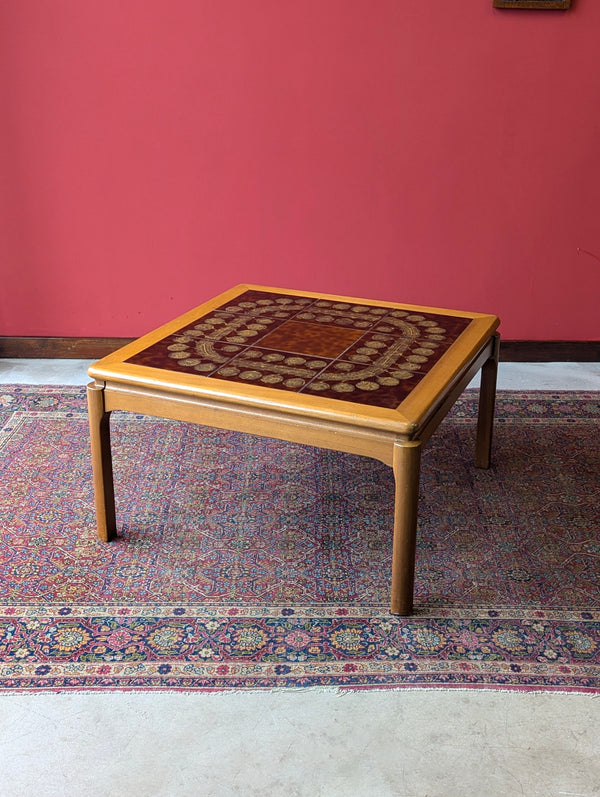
390, 439, 422, 615
475, 333, 500, 469
87, 382, 117, 542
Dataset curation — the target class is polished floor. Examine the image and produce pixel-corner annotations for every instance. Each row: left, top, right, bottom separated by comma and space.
0, 360, 599, 797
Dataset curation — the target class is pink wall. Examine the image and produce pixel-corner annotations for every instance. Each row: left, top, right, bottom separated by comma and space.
1, 0, 599, 340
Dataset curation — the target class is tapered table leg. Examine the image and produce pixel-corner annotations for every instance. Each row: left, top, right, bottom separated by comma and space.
390, 439, 422, 615
475, 333, 500, 469
87, 382, 117, 542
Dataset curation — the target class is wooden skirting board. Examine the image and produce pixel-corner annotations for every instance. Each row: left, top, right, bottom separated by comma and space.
0, 337, 134, 359
0, 336, 599, 362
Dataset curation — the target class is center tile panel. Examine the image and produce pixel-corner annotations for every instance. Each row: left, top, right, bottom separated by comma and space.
126, 290, 472, 409
257, 320, 364, 359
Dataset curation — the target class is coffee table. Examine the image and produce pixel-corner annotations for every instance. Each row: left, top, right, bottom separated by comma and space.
87, 284, 500, 615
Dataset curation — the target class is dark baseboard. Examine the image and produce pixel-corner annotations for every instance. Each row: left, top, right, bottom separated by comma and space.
499, 341, 599, 362
0, 337, 135, 359
0, 336, 599, 362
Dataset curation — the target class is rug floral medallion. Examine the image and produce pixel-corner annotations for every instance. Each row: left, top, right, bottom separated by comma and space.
0, 386, 598, 692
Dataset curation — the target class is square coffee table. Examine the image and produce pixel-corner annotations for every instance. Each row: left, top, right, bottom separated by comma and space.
87, 284, 500, 615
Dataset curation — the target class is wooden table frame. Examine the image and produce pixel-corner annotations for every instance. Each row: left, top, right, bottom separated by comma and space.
87, 285, 500, 615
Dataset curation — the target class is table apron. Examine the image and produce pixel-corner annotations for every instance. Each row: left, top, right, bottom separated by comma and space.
100, 383, 400, 466
415, 335, 497, 446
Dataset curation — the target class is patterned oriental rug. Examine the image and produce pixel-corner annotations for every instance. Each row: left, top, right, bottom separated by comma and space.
0, 386, 598, 693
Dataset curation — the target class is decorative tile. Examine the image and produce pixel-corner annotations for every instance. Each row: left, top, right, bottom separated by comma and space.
126, 291, 472, 409
256, 320, 363, 359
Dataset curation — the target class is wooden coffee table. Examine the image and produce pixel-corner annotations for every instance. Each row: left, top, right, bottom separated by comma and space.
87, 284, 500, 615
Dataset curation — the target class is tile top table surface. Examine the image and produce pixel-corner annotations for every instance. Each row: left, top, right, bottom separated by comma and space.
89, 284, 499, 435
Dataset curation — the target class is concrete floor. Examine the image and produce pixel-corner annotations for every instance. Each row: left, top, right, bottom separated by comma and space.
1, 357, 600, 389
0, 360, 599, 797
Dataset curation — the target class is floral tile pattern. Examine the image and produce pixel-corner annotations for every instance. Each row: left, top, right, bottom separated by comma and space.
125, 290, 471, 408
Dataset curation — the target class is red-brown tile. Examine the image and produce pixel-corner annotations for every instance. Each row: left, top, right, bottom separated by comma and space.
125, 290, 475, 410
257, 320, 363, 359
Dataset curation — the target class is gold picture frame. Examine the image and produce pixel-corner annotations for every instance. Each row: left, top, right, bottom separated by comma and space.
493, 0, 571, 8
